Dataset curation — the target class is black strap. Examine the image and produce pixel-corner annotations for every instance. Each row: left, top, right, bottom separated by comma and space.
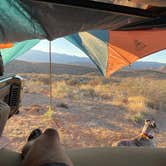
40, 162, 69, 166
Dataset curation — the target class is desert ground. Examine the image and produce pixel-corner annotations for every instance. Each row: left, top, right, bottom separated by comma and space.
3, 65, 166, 152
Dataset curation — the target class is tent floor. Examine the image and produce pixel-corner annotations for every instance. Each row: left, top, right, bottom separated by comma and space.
0, 147, 166, 166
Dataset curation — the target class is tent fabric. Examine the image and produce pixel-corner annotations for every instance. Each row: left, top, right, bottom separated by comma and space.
21, 0, 146, 41
1, 0, 166, 43
0, 0, 46, 43
0, 0, 166, 77
65, 30, 109, 76
0, 43, 13, 49
1, 39, 39, 65
66, 29, 166, 77
0, 0, 165, 43
1, 29, 166, 77
106, 30, 166, 76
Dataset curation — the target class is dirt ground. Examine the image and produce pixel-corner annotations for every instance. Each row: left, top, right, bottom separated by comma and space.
3, 92, 166, 152
1, 69, 165, 152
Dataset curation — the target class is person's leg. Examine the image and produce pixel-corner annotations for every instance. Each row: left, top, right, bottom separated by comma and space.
22, 128, 73, 166
21, 128, 42, 159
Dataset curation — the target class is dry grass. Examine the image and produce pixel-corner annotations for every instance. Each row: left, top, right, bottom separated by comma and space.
20, 71, 166, 127
22, 73, 166, 115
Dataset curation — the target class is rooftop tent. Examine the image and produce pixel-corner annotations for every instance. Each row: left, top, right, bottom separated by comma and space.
2, 29, 166, 77
0, 0, 166, 76
1, 0, 166, 42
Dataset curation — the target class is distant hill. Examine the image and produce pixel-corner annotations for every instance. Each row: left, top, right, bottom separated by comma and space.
5, 60, 98, 75
17, 50, 94, 67
127, 61, 166, 70
17, 50, 166, 71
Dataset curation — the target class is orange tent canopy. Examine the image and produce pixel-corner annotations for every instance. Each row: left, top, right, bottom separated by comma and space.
106, 30, 166, 77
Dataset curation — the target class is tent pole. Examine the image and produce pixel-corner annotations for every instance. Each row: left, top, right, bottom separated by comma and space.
48, 41, 61, 129
49, 40, 53, 113
44, 40, 54, 117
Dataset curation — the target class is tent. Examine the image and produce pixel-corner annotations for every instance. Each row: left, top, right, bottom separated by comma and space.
0, 0, 166, 77
0, 1, 166, 166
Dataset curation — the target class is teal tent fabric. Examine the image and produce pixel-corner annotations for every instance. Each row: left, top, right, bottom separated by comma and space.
0, 0, 165, 43
1, 39, 39, 65
1, 29, 109, 77
65, 30, 109, 76
0, 0, 46, 43
2, 0, 164, 43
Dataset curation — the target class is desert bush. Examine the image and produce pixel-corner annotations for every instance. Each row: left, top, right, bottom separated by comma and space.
52, 81, 72, 98
94, 84, 113, 100
127, 96, 149, 112
66, 78, 80, 86
22, 73, 166, 113
56, 102, 69, 109
131, 112, 146, 124
110, 77, 166, 111
24, 79, 45, 94
88, 78, 101, 86
79, 85, 97, 98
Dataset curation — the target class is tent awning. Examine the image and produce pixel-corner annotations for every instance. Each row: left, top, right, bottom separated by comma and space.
0, 0, 165, 77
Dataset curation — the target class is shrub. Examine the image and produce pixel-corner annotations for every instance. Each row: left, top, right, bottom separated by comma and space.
131, 112, 146, 124
57, 102, 69, 109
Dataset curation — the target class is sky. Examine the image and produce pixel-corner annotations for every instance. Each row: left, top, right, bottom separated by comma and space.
32, 38, 86, 57
32, 39, 166, 63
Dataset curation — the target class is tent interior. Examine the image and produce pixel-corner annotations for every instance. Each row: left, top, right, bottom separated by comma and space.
0, 0, 166, 166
